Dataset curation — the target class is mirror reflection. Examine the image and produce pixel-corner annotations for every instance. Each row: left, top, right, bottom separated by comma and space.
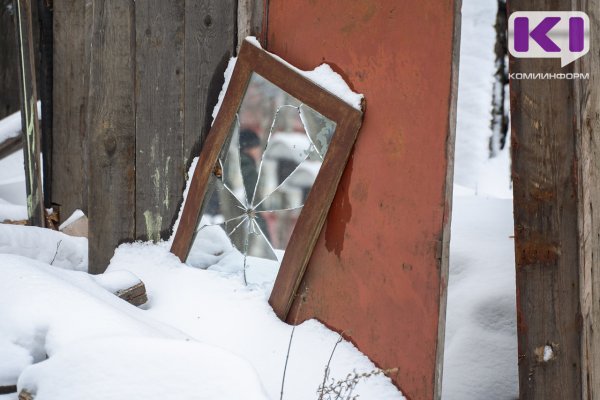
186, 72, 337, 289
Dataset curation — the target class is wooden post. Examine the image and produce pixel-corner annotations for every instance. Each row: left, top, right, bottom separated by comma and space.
510, 0, 600, 398
1, 1, 21, 119
13, 0, 45, 227
134, 0, 185, 242
52, 0, 91, 220
87, 0, 136, 273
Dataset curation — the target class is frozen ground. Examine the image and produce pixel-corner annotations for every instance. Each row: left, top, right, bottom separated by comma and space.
0, 0, 515, 398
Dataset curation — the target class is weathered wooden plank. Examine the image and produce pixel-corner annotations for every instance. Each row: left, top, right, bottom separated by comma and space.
184, 0, 235, 165
36, 0, 52, 209
13, 0, 45, 227
52, 0, 90, 221
576, 2, 600, 399
0, 135, 22, 160
510, 0, 600, 398
0, 1, 21, 119
237, 0, 265, 51
87, 0, 135, 274
134, 0, 185, 242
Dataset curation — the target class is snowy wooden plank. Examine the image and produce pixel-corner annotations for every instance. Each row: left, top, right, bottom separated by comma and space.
87, 0, 136, 274
510, 0, 600, 399
13, 0, 45, 227
52, 0, 91, 220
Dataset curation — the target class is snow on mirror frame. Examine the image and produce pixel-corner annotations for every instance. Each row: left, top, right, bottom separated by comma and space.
171, 40, 363, 320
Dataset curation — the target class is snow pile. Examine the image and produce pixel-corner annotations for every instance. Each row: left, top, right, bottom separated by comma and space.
443, 195, 516, 399
442, 0, 517, 398
0, 244, 402, 399
18, 338, 269, 400
107, 243, 403, 399
0, 224, 87, 271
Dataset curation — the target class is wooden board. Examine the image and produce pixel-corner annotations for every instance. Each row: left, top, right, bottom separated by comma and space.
0, 1, 21, 119
266, 1, 461, 399
87, 0, 136, 274
0, 136, 23, 160
509, 0, 600, 398
134, 0, 185, 242
52, 0, 91, 219
184, 0, 236, 166
13, 0, 45, 227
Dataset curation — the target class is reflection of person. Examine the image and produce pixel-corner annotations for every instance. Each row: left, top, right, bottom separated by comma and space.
239, 128, 270, 242
239, 128, 261, 202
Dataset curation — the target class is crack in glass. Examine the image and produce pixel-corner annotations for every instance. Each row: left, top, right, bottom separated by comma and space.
186, 72, 337, 287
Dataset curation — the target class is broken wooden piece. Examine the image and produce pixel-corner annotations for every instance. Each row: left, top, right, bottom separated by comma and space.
0, 385, 17, 395
93, 270, 148, 306
0, 136, 22, 161
18, 389, 34, 400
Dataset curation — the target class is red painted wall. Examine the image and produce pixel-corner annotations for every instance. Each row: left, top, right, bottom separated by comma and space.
266, 1, 460, 399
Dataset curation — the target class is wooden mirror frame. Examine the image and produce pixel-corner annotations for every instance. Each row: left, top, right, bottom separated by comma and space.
170, 39, 363, 320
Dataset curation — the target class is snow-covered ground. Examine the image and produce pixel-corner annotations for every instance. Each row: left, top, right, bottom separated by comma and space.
0, 1, 515, 398
442, 0, 517, 399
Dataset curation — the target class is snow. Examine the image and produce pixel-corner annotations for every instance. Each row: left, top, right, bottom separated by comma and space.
0, 225, 87, 271
18, 337, 269, 400
442, 0, 517, 399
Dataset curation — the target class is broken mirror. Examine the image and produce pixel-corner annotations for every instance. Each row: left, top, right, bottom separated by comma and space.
171, 40, 363, 318
186, 72, 336, 288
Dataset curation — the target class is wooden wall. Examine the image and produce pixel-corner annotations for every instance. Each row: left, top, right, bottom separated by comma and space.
510, 0, 600, 399
0, 0, 39, 121
52, 0, 240, 272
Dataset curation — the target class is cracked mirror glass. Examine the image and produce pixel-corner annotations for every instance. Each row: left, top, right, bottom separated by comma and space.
186, 72, 337, 289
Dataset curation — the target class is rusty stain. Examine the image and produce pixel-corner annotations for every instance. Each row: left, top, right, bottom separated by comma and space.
516, 240, 561, 265
325, 156, 354, 258
529, 187, 555, 202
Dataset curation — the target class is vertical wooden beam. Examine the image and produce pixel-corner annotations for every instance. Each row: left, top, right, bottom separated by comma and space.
36, 0, 52, 209
236, 0, 265, 51
183, 0, 235, 174
0, 0, 21, 119
13, 0, 44, 226
87, 0, 135, 273
134, 0, 185, 242
510, 0, 600, 398
52, 0, 90, 219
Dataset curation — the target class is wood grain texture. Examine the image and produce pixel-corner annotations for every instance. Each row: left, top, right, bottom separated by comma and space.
52, 0, 90, 219
135, 0, 185, 242
510, 0, 600, 398
0, 0, 20, 119
184, 0, 235, 165
87, 0, 135, 274
14, 0, 45, 227
236, 0, 265, 51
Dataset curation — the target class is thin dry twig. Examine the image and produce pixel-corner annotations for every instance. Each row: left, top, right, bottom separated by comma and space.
50, 240, 62, 265
280, 325, 296, 400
